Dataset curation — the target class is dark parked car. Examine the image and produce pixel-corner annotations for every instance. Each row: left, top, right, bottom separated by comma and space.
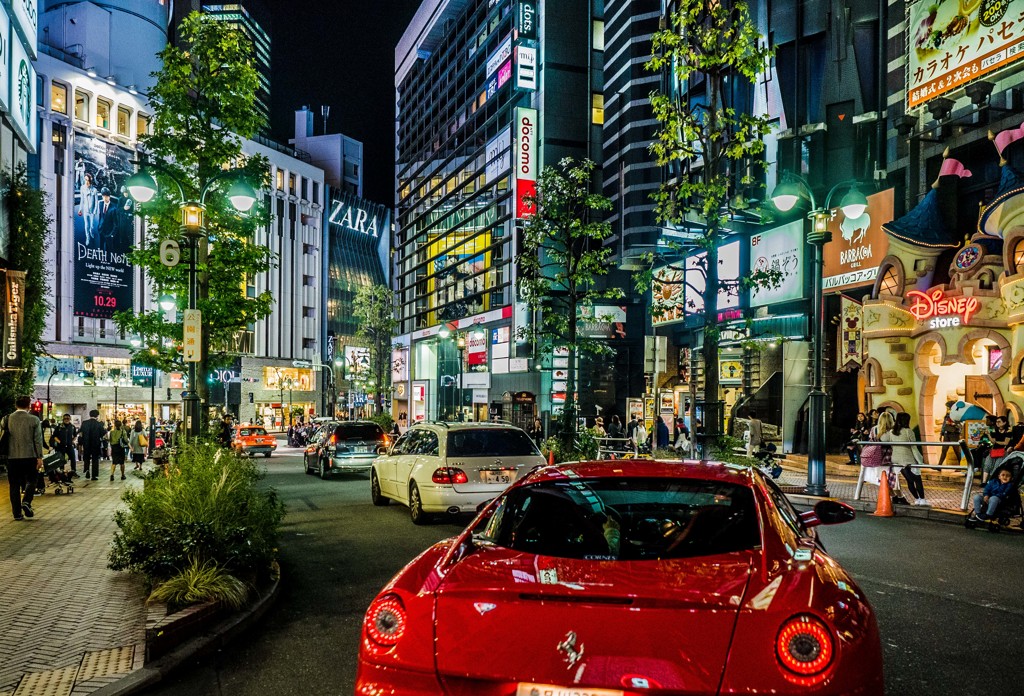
304, 421, 391, 479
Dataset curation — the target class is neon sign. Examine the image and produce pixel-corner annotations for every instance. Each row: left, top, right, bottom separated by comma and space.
907, 289, 979, 328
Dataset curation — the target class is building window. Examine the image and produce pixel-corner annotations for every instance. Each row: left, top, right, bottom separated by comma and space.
303, 306, 315, 318
276, 169, 284, 190
117, 106, 131, 136
593, 20, 605, 51
136, 113, 150, 137
51, 82, 68, 115
74, 91, 90, 122
96, 98, 112, 130
879, 265, 900, 296
312, 181, 320, 203
303, 338, 317, 349
1013, 240, 1024, 272
302, 243, 316, 255
303, 275, 315, 287
289, 173, 296, 195
591, 93, 605, 125
301, 177, 309, 200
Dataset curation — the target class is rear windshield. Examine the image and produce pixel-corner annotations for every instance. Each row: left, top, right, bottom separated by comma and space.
334, 423, 385, 441
480, 478, 760, 561
447, 428, 540, 457
238, 428, 267, 436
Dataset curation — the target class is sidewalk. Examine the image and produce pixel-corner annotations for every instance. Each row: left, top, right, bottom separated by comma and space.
776, 452, 981, 518
0, 470, 148, 696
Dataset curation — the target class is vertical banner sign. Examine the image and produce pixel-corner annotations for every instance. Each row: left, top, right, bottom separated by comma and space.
515, 44, 538, 91
10, 0, 38, 58
838, 296, 864, 371
0, 5, 12, 115
2, 270, 25, 368
183, 310, 202, 363
7, 26, 35, 153
514, 107, 538, 219
73, 134, 137, 317
516, 0, 538, 41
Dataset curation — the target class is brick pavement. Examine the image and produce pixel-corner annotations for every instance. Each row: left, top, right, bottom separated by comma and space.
0, 469, 147, 696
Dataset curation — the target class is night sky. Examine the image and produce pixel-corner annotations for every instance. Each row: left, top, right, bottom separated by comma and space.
268, 0, 424, 205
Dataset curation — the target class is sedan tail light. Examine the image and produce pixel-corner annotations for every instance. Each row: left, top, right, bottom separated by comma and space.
776, 614, 834, 677
364, 593, 407, 649
432, 467, 469, 484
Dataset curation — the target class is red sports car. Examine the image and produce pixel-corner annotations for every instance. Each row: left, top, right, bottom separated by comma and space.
356, 460, 883, 696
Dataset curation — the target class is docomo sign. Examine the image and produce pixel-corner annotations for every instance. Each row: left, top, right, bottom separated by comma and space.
907, 288, 979, 328
514, 107, 538, 218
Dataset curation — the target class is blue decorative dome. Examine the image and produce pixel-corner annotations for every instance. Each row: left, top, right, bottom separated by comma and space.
978, 164, 1024, 237
882, 186, 961, 249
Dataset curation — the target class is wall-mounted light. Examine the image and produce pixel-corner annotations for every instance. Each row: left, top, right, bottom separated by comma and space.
106, 75, 117, 86
965, 80, 994, 107
926, 97, 954, 123
86, 67, 98, 78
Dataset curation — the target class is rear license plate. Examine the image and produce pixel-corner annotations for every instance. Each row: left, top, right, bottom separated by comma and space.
480, 469, 516, 485
516, 684, 623, 696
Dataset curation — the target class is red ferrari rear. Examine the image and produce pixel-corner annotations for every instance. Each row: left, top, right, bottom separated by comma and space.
356, 461, 883, 696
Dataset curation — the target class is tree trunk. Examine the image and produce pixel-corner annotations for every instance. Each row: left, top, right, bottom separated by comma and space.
562, 306, 579, 452
701, 72, 723, 451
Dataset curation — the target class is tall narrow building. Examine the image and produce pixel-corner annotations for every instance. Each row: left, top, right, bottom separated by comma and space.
172, 1, 272, 131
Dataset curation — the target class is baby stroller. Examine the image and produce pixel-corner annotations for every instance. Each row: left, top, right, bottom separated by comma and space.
964, 452, 1023, 532
754, 442, 783, 479
43, 451, 74, 495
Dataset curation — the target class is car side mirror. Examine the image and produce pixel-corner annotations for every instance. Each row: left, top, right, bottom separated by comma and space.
799, 500, 856, 528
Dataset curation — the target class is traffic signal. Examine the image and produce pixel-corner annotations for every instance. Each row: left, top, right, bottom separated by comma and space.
207, 373, 217, 384
30, 400, 43, 417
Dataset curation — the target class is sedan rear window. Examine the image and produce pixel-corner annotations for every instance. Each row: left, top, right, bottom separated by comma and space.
238, 428, 267, 436
333, 423, 385, 441
447, 428, 540, 457
482, 478, 760, 561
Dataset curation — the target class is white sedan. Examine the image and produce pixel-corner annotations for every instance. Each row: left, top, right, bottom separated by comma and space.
370, 422, 546, 524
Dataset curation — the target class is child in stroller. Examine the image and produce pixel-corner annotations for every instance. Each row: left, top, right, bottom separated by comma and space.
754, 442, 782, 479
965, 456, 1022, 531
42, 452, 75, 495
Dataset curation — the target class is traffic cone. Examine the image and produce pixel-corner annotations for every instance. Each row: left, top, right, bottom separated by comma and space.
548, 450, 555, 466
872, 472, 895, 517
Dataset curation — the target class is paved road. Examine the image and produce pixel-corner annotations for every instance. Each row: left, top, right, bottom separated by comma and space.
142, 450, 1023, 696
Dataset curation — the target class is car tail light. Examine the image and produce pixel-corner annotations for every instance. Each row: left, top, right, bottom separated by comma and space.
364, 594, 407, 648
431, 467, 469, 484
381, 434, 391, 447
776, 615, 834, 676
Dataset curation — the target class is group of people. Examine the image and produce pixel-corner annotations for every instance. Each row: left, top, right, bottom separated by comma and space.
4, 399, 155, 522
585, 414, 675, 455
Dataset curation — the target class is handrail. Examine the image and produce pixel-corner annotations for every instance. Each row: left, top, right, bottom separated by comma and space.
852, 439, 975, 510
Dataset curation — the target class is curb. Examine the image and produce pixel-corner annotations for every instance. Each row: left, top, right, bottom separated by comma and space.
89, 573, 282, 696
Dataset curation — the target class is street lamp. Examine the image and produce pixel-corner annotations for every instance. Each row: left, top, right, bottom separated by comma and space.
125, 168, 257, 442
45, 366, 60, 420
770, 174, 868, 496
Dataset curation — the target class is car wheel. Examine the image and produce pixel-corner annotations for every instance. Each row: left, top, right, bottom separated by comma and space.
319, 459, 329, 480
409, 482, 431, 525
371, 471, 389, 506
264, 452, 272, 458
304, 456, 313, 475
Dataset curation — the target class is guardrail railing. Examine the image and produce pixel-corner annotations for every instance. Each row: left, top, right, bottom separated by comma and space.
852, 439, 975, 510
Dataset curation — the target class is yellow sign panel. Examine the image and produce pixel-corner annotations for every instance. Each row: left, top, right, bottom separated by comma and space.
183, 309, 201, 363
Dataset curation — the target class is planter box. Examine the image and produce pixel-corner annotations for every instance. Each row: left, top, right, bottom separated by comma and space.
145, 600, 224, 661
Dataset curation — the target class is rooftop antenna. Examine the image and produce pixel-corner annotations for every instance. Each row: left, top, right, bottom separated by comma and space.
321, 105, 330, 135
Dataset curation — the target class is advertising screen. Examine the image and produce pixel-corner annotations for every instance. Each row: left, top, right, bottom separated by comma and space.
750, 220, 804, 306
907, 0, 1024, 109
72, 134, 137, 319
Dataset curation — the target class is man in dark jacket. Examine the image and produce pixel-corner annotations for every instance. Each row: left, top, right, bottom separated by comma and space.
5, 395, 44, 520
50, 413, 79, 476
78, 409, 107, 481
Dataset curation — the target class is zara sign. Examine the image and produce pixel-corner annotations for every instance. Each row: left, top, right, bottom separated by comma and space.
328, 196, 386, 238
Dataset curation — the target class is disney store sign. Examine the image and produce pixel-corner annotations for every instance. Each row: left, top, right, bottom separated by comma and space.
907, 288, 979, 328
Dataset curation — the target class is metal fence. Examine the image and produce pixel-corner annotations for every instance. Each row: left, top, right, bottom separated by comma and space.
845, 439, 977, 511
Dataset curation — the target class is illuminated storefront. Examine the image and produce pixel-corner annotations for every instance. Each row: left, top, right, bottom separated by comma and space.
862, 142, 1024, 457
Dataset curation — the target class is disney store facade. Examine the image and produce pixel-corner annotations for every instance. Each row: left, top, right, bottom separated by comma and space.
860, 124, 1024, 456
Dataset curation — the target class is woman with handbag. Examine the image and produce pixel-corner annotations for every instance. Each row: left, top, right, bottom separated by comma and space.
881, 412, 928, 506
983, 416, 1012, 483
107, 419, 129, 481
861, 411, 895, 487
129, 420, 148, 470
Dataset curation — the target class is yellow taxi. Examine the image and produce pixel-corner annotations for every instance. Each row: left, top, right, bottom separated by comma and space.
232, 424, 278, 458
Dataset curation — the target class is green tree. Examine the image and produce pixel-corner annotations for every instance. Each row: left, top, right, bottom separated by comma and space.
114, 12, 274, 431
353, 284, 398, 416
646, 0, 775, 448
519, 158, 623, 453
0, 166, 52, 413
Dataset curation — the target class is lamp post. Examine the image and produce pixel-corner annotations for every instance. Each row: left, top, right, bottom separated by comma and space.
46, 366, 59, 420
770, 175, 868, 496
456, 333, 467, 421
125, 168, 257, 442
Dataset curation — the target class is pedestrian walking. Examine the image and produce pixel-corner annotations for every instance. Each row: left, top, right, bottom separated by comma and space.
527, 418, 544, 446
606, 415, 623, 439
50, 413, 78, 476
129, 421, 148, 470
746, 411, 763, 456
938, 401, 962, 466
78, 409, 107, 480
3, 396, 44, 521
631, 419, 648, 455
107, 419, 129, 481
219, 414, 234, 449
881, 412, 928, 506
